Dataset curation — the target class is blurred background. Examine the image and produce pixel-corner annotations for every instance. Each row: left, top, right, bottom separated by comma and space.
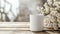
0, 0, 46, 22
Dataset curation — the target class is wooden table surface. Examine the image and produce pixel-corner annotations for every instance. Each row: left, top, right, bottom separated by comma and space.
0, 30, 60, 34
12, 30, 59, 34
12, 31, 48, 34
0, 31, 48, 34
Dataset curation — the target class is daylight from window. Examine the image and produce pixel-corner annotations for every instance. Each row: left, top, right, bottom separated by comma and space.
0, 0, 19, 22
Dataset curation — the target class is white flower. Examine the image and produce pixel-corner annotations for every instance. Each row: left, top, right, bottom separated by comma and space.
40, 7, 46, 14
50, 10, 58, 16
43, 17, 52, 28
47, 0, 53, 6
57, 18, 60, 22
53, 2, 60, 7
56, 13, 60, 18
43, 15, 53, 28
50, 15, 57, 22
50, 8, 55, 11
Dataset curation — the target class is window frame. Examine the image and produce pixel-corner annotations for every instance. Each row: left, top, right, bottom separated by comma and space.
0, 22, 29, 31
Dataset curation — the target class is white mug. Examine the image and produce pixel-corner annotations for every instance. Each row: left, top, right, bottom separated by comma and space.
30, 14, 44, 31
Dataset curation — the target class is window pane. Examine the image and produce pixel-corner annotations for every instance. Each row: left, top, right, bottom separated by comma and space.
1, 0, 5, 7
0, 0, 19, 22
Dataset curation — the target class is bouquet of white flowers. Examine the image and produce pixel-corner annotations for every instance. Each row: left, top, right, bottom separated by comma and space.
39, 0, 60, 30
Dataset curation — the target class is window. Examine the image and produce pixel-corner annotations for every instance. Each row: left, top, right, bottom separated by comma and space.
0, 0, 42, 22
0, 0, 18, 22
0, 0, 30, 22
0, 0, 42, 30
0, 0, 30, 30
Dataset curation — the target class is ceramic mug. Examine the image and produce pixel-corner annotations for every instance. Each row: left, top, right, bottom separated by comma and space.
30, 14, 44, 31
